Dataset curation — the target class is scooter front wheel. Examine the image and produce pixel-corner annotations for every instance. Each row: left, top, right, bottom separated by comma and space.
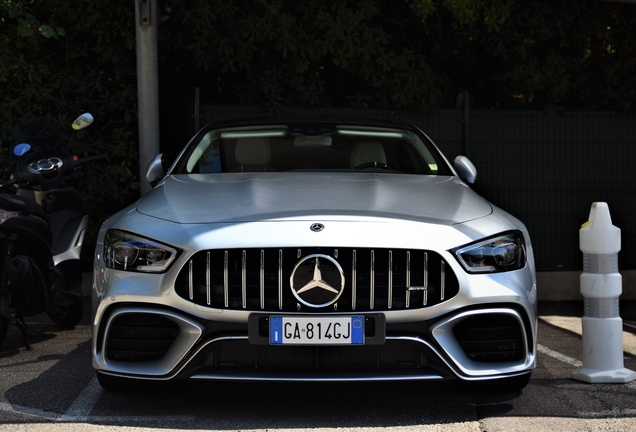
0, 316, 8, 349
46, 298, 84, 327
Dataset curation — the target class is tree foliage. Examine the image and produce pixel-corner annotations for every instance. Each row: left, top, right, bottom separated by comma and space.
162, 0, 636, 111
409, 0, 636, 110
161, 0, 446, 112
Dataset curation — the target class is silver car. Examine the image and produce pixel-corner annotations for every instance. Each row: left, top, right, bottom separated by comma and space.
92, 118, 537, 391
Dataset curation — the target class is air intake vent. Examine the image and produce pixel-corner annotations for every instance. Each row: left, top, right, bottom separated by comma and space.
453, 314, 524, 363
106, 313, 180, 362
174, 247, 459, 312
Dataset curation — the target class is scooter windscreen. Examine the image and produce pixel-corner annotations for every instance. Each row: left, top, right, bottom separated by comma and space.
10, 117, 69, 165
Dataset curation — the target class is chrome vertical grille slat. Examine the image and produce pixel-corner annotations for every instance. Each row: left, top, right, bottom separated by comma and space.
175, 247, 459, 312
223, 251, 229, 307
388, 250, 393, 310
260, 250, 265, 310
206, 251, 211, 305
352, 250, 357, 311
278, 250, 283, 311
241, 250, 247, 309
440, 259, 446, 301
406, 251, 411, 308
424, 252, 429, 306
188, 260, 194, 300
370, 250, 375, 310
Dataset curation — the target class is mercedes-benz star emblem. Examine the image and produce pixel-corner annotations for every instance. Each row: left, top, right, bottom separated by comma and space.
310, 223, 324, 232
290, 254, 345, 308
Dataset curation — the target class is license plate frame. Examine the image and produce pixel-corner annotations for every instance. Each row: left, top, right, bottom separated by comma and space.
269, 315, 365, 345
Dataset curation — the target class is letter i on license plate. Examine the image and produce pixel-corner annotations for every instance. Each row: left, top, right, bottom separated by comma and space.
269, 316, 364, 345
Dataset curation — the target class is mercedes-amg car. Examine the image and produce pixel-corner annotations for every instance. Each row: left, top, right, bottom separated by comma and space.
92, 117, 537, 391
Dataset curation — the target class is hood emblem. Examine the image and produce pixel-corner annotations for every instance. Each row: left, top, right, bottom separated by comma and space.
290, 254, 345, 308
310, 223, 324, 232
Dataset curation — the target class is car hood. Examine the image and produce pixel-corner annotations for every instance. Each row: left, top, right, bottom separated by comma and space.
136, 173, 492, 225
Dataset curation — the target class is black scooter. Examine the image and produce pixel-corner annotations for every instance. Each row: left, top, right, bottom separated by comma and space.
0, 113, 103, 350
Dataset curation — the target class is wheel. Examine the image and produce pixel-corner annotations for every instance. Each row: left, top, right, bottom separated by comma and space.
0, 287, 10, 350
0, 316, 8, 350
46, 297, 84, 328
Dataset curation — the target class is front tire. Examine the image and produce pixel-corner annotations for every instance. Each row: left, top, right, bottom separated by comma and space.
46, 298, 84, 327
0, 316, 8, 350
0, 287, 10, 350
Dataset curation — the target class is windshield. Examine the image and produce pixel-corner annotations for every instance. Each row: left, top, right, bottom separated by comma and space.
175, 123, 452, 176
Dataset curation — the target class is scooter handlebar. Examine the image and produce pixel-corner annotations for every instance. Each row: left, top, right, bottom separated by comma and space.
77, 155, 106, 165
0, 178, 18, 191
0, 154, 106, 190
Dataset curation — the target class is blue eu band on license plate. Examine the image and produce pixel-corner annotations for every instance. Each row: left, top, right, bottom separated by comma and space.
270, 316, 365, 345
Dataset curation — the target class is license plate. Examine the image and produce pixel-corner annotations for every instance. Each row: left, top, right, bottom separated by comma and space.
269, 316, 364, 345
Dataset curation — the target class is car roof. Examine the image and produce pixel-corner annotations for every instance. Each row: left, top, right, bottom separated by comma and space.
202, 116, 420, 132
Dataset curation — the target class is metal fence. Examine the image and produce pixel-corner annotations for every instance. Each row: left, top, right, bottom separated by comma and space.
200, 105, 636, 271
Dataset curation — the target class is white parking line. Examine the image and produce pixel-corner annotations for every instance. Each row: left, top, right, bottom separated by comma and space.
537, 343, 583, 367
0, 377, 195, 423
0, 401, 58, 420
58, 376, 103, 422
55, 377, 196, 422
0, 400, 195, 423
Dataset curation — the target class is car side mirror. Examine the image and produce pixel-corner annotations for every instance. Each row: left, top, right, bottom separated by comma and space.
454, 155, 477, 184
146, 154, 167, 187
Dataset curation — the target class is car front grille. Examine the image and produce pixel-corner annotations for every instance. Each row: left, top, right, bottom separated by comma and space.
175, 247, 459, 312
452, 314, 524, 363
106, 313, 180, 362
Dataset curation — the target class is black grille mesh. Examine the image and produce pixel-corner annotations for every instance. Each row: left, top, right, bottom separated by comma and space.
453, 314, 524, 363
106, 313, 180, 362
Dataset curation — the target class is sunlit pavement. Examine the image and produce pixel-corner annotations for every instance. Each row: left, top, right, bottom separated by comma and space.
1, 300, 635, 431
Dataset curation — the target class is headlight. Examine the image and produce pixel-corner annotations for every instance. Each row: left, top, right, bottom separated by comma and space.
103, 230, 178, 273
452, 231, 526, 273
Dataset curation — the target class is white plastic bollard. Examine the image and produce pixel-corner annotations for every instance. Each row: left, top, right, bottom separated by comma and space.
571, 202, 636, 383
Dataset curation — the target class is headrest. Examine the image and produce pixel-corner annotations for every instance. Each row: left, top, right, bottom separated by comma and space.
350, 141, 386, 168
235, 138, 271, 166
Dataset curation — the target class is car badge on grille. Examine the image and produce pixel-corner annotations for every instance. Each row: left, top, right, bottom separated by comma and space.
310, 223, 324, 232
290, 254, 345, 308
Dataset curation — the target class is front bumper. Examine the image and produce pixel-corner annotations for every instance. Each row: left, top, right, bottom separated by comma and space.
92, 216, 537, 383
93, 303, 536, 383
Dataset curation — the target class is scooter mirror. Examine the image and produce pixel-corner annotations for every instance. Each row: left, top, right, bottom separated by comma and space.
72, 113, 94, 131
14, 143, 31, 156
